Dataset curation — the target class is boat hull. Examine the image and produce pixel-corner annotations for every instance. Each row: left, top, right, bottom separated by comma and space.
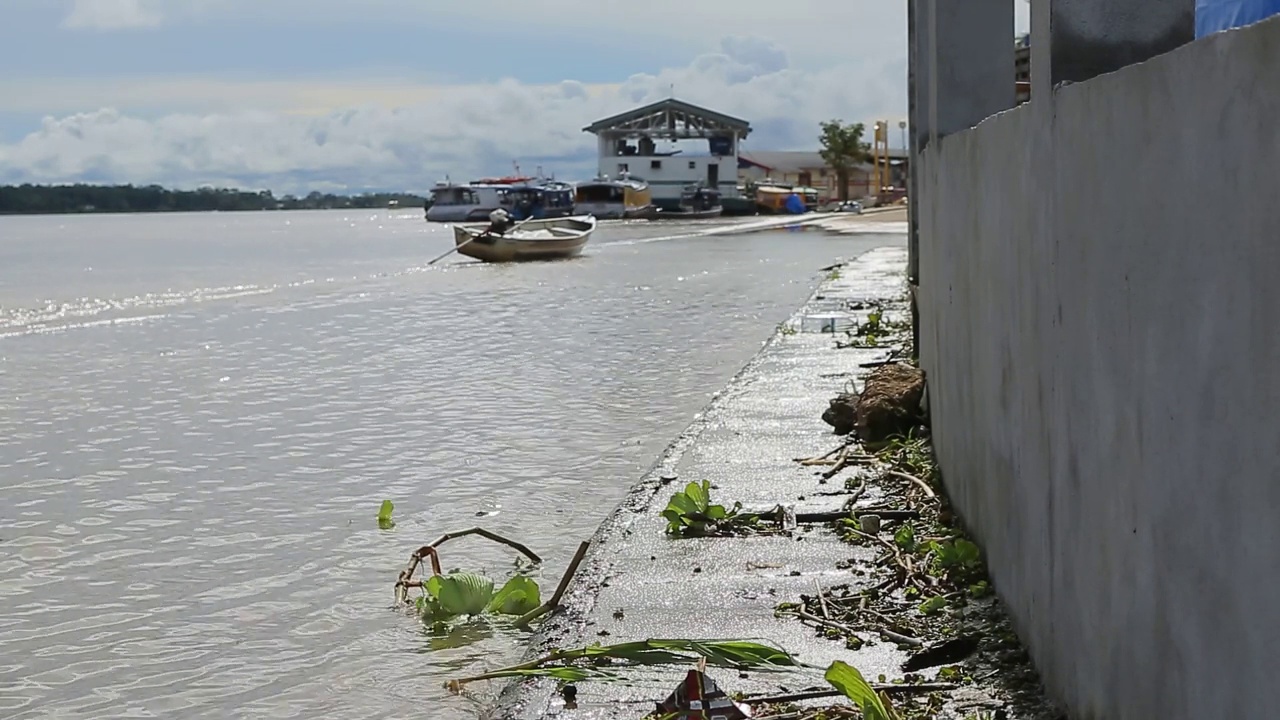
451, 215, 596, 263
655, 206, 723, 220
427, 205, 495, 223
624, 205, 660, 220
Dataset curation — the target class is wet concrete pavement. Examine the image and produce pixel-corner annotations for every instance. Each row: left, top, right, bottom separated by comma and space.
490, 244, 910, 719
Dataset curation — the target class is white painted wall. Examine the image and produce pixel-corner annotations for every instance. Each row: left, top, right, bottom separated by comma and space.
596, 153, 739, 200
917, 15, 1280, 720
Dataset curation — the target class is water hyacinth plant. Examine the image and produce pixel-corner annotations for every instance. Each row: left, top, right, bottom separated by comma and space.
394, 527, 591, 632
416, 571, 541, 621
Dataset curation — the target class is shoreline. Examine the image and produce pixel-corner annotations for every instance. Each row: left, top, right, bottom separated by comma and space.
485, 243, 906, 717
481, 236, 1057, 719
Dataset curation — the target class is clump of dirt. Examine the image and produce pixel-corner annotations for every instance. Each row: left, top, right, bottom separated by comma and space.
822, 392, 859, 435
855, 363, 926, 445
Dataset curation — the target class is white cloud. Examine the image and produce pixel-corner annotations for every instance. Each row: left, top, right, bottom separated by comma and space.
0, 36, 907, 194
62, 0, 161, 30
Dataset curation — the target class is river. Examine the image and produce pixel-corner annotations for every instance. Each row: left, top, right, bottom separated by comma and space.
0, 209, 901, 718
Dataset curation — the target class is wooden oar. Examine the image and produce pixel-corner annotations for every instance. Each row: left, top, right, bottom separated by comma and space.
427, 214, 537, 265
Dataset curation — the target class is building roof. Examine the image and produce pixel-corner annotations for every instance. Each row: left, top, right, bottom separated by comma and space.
740, 149, 908, 173
740, 151, 825, 172
584, 98, 752, 138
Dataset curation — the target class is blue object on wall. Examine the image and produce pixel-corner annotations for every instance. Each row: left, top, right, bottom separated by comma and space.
1196, 0, 1280, 37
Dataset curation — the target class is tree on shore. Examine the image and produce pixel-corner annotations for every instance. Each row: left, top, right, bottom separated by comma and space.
0, 183, 428, 216
818, 120, 871, 202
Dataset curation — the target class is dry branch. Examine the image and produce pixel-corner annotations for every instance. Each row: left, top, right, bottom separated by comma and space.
513, 540, 590, 628
394, 527, 543, 604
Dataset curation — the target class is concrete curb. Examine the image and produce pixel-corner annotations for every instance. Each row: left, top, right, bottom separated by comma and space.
489, 244, 909, 720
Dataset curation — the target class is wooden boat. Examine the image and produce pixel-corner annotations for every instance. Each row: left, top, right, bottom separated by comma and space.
573, 173, 657, 220
754, 182, 807, 215
656, 185, 723, 220
451, 215, 596, 263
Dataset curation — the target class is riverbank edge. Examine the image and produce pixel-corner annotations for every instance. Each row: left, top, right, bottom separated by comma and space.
485, 243, 911, 718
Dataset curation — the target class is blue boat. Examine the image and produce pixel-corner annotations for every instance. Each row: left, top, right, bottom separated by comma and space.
507, 181, 577, 221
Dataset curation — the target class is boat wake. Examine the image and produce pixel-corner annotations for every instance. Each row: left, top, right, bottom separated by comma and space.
595, 213, 876, 248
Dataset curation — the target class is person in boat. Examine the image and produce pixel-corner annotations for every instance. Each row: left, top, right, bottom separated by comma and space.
486, 207, 514, 235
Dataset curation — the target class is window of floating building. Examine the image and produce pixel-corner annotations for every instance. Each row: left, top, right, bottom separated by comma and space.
651, 160, 662, 170
618, 163, 629, 173
688, 161, 697, 169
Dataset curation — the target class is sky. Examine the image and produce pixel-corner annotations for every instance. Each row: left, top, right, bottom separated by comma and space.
0, 0, 1030, 195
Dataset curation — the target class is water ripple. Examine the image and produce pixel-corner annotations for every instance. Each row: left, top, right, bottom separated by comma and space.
0, 209, 903, 717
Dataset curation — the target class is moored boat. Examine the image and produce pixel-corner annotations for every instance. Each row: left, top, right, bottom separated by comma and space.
572, 173, 657, 220
656, 184, 723, 220
426, 176, 529, 223
753, 182, 808, 215
506, 181, 576, 221
426, 175, 568, 223
451, 215, 597, 263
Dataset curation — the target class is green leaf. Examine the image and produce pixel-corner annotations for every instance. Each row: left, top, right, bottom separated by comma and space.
665, 491, 701, 518
825, 660, 892, 720
919, 596, 947, 616
417, 576, 455, 621
424, 574, 443, 599
705, 505, 728, 521
377, 499, 395, 529
954, 539, 981, 567
436, 572, 495, 616
683, 481, 711, 514
487, 576, 542, 615
893, 523, 916, 552
660, 509, 685, 533
419, 596, 455, 622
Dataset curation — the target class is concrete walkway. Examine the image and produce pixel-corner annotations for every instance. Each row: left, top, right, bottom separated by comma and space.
491, 244, 910, 719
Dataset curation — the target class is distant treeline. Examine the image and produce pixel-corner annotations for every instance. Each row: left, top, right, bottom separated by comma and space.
0, 184, 429, 215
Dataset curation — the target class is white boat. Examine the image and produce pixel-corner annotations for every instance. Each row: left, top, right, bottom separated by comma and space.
451, 215, 597, 263
425, 175, 550, 223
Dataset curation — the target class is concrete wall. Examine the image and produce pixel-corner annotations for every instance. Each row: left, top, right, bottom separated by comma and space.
916, 16, 1280, 720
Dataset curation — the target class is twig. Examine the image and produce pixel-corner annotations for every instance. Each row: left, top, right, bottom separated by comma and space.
846, 478, 867, 506
791, 508, 918, 524
814, 581, 831, 620
793, 510, 850, 523
821, 451, 862, 480
794, 443, 848, 465
513, 540, 590, 628
745, 683, 959, 705
855, 509, 920, 521
886, 470, 936, 499
394, 527, 544, 604
781, 609, 863, 642
878, 627, 925, 647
